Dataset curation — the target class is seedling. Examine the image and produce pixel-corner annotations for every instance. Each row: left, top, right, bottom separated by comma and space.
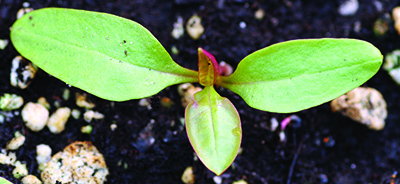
10, 8, 382, 175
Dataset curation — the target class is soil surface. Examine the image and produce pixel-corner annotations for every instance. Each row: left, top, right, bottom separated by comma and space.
1, 0, 400, 183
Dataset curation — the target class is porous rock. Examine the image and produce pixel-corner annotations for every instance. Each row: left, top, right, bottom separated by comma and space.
41, 141, 109, 184
331, 87, 387, 130
22, 102, 49, 132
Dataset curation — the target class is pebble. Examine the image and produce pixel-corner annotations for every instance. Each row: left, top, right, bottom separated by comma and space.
47, 107, 71, 134
21, 175, 42, 184
0, 39, 8, 50
138, 98, 151, 109
71, 109, 81, 119
83, 110, 104, 123
13, 161, 28, 179
232, 179, 248, 184
383, 50, 400, 84
219, 61, 233, 76
0, 93, 24, 111
36, 144, 52, 166
186, 14, 204, 40
0, 150, 17, 165
172, 16, 185, 39
338, 0, 359, 16
393, 7, 400, 35
41, 141, 109, 184
76, 93, 95, 109
10, 56, 38, 89
181, 166, 195, 184
22, 102, 49, 132
331, 87, 387, 130
373, 18, 389, 36
177, 83, 202, 107
6, 131, 25, 150
110, 123, 117, 131
16, 7, 33, 19
81, 125, 93, 134
254, 9, 265, 20
37, 97, 50, 109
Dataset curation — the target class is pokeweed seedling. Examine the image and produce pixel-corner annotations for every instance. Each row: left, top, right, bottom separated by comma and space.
10, 8, 383, 175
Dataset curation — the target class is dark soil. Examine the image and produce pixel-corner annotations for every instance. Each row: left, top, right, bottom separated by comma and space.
1, 0, 400, 183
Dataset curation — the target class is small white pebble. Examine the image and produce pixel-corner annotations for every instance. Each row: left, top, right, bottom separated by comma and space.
233, 179, 248, 184
0, 93, 24, 111
37, 97, 50, 109
213, 176, 222, 184
22, 102, 49, 131
47, 107, 71, 134
270, 117, 279, 132
71, 109, 81, 119
338, 0, 359, 16
239, 21, 246, 29
13, 161, 28, 179
36, 144, 52, 165
17, 7, 33, 19
0, 39, 9, 50
6, 131, 25, 150
110, 123, 117, 131
76, 93, 95, 109
181, 166, 195, 184
21, 175, 42, 184
186, 14, 204, 40
255, 9, 265, 20
172, 16, 185, 39
83, 110, 104, 123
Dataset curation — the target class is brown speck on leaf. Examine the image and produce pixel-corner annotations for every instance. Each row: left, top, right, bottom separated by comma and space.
123, 40, 126, 43
124, 50, 127, 56
29, 16, 32, 20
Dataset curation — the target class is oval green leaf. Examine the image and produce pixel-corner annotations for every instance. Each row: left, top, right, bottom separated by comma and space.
10, 8, 198, 101
217, 38, 383, 113
185, 86, 241, 175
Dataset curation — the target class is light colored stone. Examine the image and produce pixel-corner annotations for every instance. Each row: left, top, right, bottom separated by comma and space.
233, 179, 248, 184
17, 7, 33, 19
0, 39, 8, 50
21, 175, 42, 184
393, 7, 400, 35
181, 166, 195, 184
10, 56, 37, 89
0, 150, 17, 165
13, 161, 28, 179
178, 83, 202, 107
81, 125, 93, 134
172, 16, 184, 39
186, 14, 204, 40
6, 131, 25, 150
71, 109, 81, 119
338, 0, 359, 16
36, 144, 51, 166
383, 50, 400, 84
0, 93, 24, 111
255, 9, 265, 20
47, 107, 71, 134
83, 110, 104, 123
76, 93, 95, 109
37, 97, 50, 109
331, 87, 387, 130
41, 141, 109, 184
22, 102, 49, 132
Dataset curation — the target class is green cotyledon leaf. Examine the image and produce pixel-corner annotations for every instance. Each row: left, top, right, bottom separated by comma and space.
217, 38, 383, 113
10, 8, 198, 101
185, 86, 241, 176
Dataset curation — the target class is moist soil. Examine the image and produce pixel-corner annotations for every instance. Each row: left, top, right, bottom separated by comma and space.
1, 0, 400, 183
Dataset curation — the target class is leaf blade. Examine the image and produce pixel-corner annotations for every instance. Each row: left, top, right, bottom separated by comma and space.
218, 38, 383, 113
185, 86, 241, 175
11, 8, 198, 101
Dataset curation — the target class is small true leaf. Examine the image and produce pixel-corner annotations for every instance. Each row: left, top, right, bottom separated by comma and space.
198, 48, 219, 86
10, 8, 198, 101
185, 86, 241, 175
217, 38, 383, 113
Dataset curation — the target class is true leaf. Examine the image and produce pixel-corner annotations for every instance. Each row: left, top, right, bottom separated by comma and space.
10, 8, 198, 101
185, 86, 241, 175
217, 38, 383, 113
198, 47, 219, 86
